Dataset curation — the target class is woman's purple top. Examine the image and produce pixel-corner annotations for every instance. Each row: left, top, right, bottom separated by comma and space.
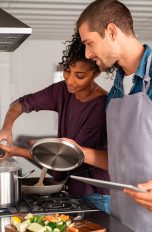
19, 81, 109, 195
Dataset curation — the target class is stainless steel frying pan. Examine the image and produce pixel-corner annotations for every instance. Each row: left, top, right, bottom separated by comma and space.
22, 138, 84, 194
22, 177, 66, 194
31, 138, 84, 171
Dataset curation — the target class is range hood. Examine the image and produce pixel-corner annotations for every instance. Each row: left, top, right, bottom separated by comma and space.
0, 8, 32, 52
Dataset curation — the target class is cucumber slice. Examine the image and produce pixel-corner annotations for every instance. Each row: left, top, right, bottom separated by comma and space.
53, 228, 60, 232
66, 220, 72, 226
56, 221, 63, 225
27, 222, 44, 232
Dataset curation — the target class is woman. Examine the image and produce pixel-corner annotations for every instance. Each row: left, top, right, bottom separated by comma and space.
0, 32, 110, 213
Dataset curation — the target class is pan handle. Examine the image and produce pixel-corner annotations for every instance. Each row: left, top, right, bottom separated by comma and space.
17, 169, 35, 179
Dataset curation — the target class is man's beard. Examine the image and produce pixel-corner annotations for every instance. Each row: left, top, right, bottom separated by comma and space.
106, 62, 119, 74
99, 61, 119, 75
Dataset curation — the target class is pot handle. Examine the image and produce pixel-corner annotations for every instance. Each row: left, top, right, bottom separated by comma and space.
17, 169, 35, 179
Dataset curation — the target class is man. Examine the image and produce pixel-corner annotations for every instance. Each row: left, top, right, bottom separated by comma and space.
76, 0, 152, 231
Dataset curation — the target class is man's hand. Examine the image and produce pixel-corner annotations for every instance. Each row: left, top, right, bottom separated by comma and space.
124, 180, 152, 211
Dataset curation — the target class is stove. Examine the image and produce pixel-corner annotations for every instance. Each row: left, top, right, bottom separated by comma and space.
0, 191, 99, 217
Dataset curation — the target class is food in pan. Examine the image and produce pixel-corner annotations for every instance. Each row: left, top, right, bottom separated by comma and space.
10, 213, 74, 232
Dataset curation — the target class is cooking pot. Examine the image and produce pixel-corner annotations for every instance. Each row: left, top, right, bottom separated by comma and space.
22, 177, 66, 194
0, 167, 34, 207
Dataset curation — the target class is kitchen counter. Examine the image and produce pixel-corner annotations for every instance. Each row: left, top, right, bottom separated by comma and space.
0, 212, 133, 232
85, 211, 133, 232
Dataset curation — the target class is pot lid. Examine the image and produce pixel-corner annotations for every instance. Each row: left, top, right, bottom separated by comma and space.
31, 138, 84, 171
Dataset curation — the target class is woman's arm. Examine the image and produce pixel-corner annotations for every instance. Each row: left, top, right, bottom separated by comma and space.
62, 138, 108, 170
0, 101, 23, 144
0, 138, 108, 171
81, 146, 108, 170
0, 143, 32, 161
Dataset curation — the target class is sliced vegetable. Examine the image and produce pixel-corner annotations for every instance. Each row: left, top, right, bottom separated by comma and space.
44, 220, 49, 225
11, 216, 22, 226
37, 215, 45, 225
59, 214, 70, 222
66, 220, 72, 227
56, 221, 63, 225
27, 222, 44, 232
53, 228, 60, 232
48, 222, 56, 230
44, 226, 52, 232
34, 216, 38, 222
15, 220, 31, 232
56, 223, 66, 231
43, 215, 57, 223
24, 213, 34, 220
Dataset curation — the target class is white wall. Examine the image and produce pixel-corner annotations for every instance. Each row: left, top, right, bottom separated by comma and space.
95, 72, 114, 92
0, 53, 11, 126
1, 39, 65, 138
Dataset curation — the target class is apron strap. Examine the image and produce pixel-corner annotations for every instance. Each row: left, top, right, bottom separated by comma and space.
142, 53, 152, 93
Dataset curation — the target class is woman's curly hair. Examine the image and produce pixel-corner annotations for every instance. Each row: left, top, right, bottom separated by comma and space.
59, 32, 100, 74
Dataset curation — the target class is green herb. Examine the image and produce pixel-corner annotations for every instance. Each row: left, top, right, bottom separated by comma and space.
48, 222, 56, 230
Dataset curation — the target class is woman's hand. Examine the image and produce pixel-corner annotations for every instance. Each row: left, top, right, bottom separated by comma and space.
0, 101, 23, 146
61, 138, 81, 149
0, 144, 32, 161
124, 180, 152, 212
61, 137, 108, 170
0, 128, 13, 146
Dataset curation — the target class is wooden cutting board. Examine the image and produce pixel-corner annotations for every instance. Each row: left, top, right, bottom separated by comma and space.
5, 219, 106, 232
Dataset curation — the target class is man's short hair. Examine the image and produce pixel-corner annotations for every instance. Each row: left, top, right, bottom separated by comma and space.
77, 0, 134, 37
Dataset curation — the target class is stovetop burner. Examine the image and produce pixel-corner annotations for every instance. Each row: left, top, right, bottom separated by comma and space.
39, 200, 72, 210
31, 191, 69, 201
0, 191, 99, 217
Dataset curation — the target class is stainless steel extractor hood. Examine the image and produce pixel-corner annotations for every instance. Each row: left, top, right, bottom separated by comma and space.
0, 8, 32, 52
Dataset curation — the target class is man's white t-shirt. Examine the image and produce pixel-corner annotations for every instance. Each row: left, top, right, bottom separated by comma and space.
123, 73, 134, 95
